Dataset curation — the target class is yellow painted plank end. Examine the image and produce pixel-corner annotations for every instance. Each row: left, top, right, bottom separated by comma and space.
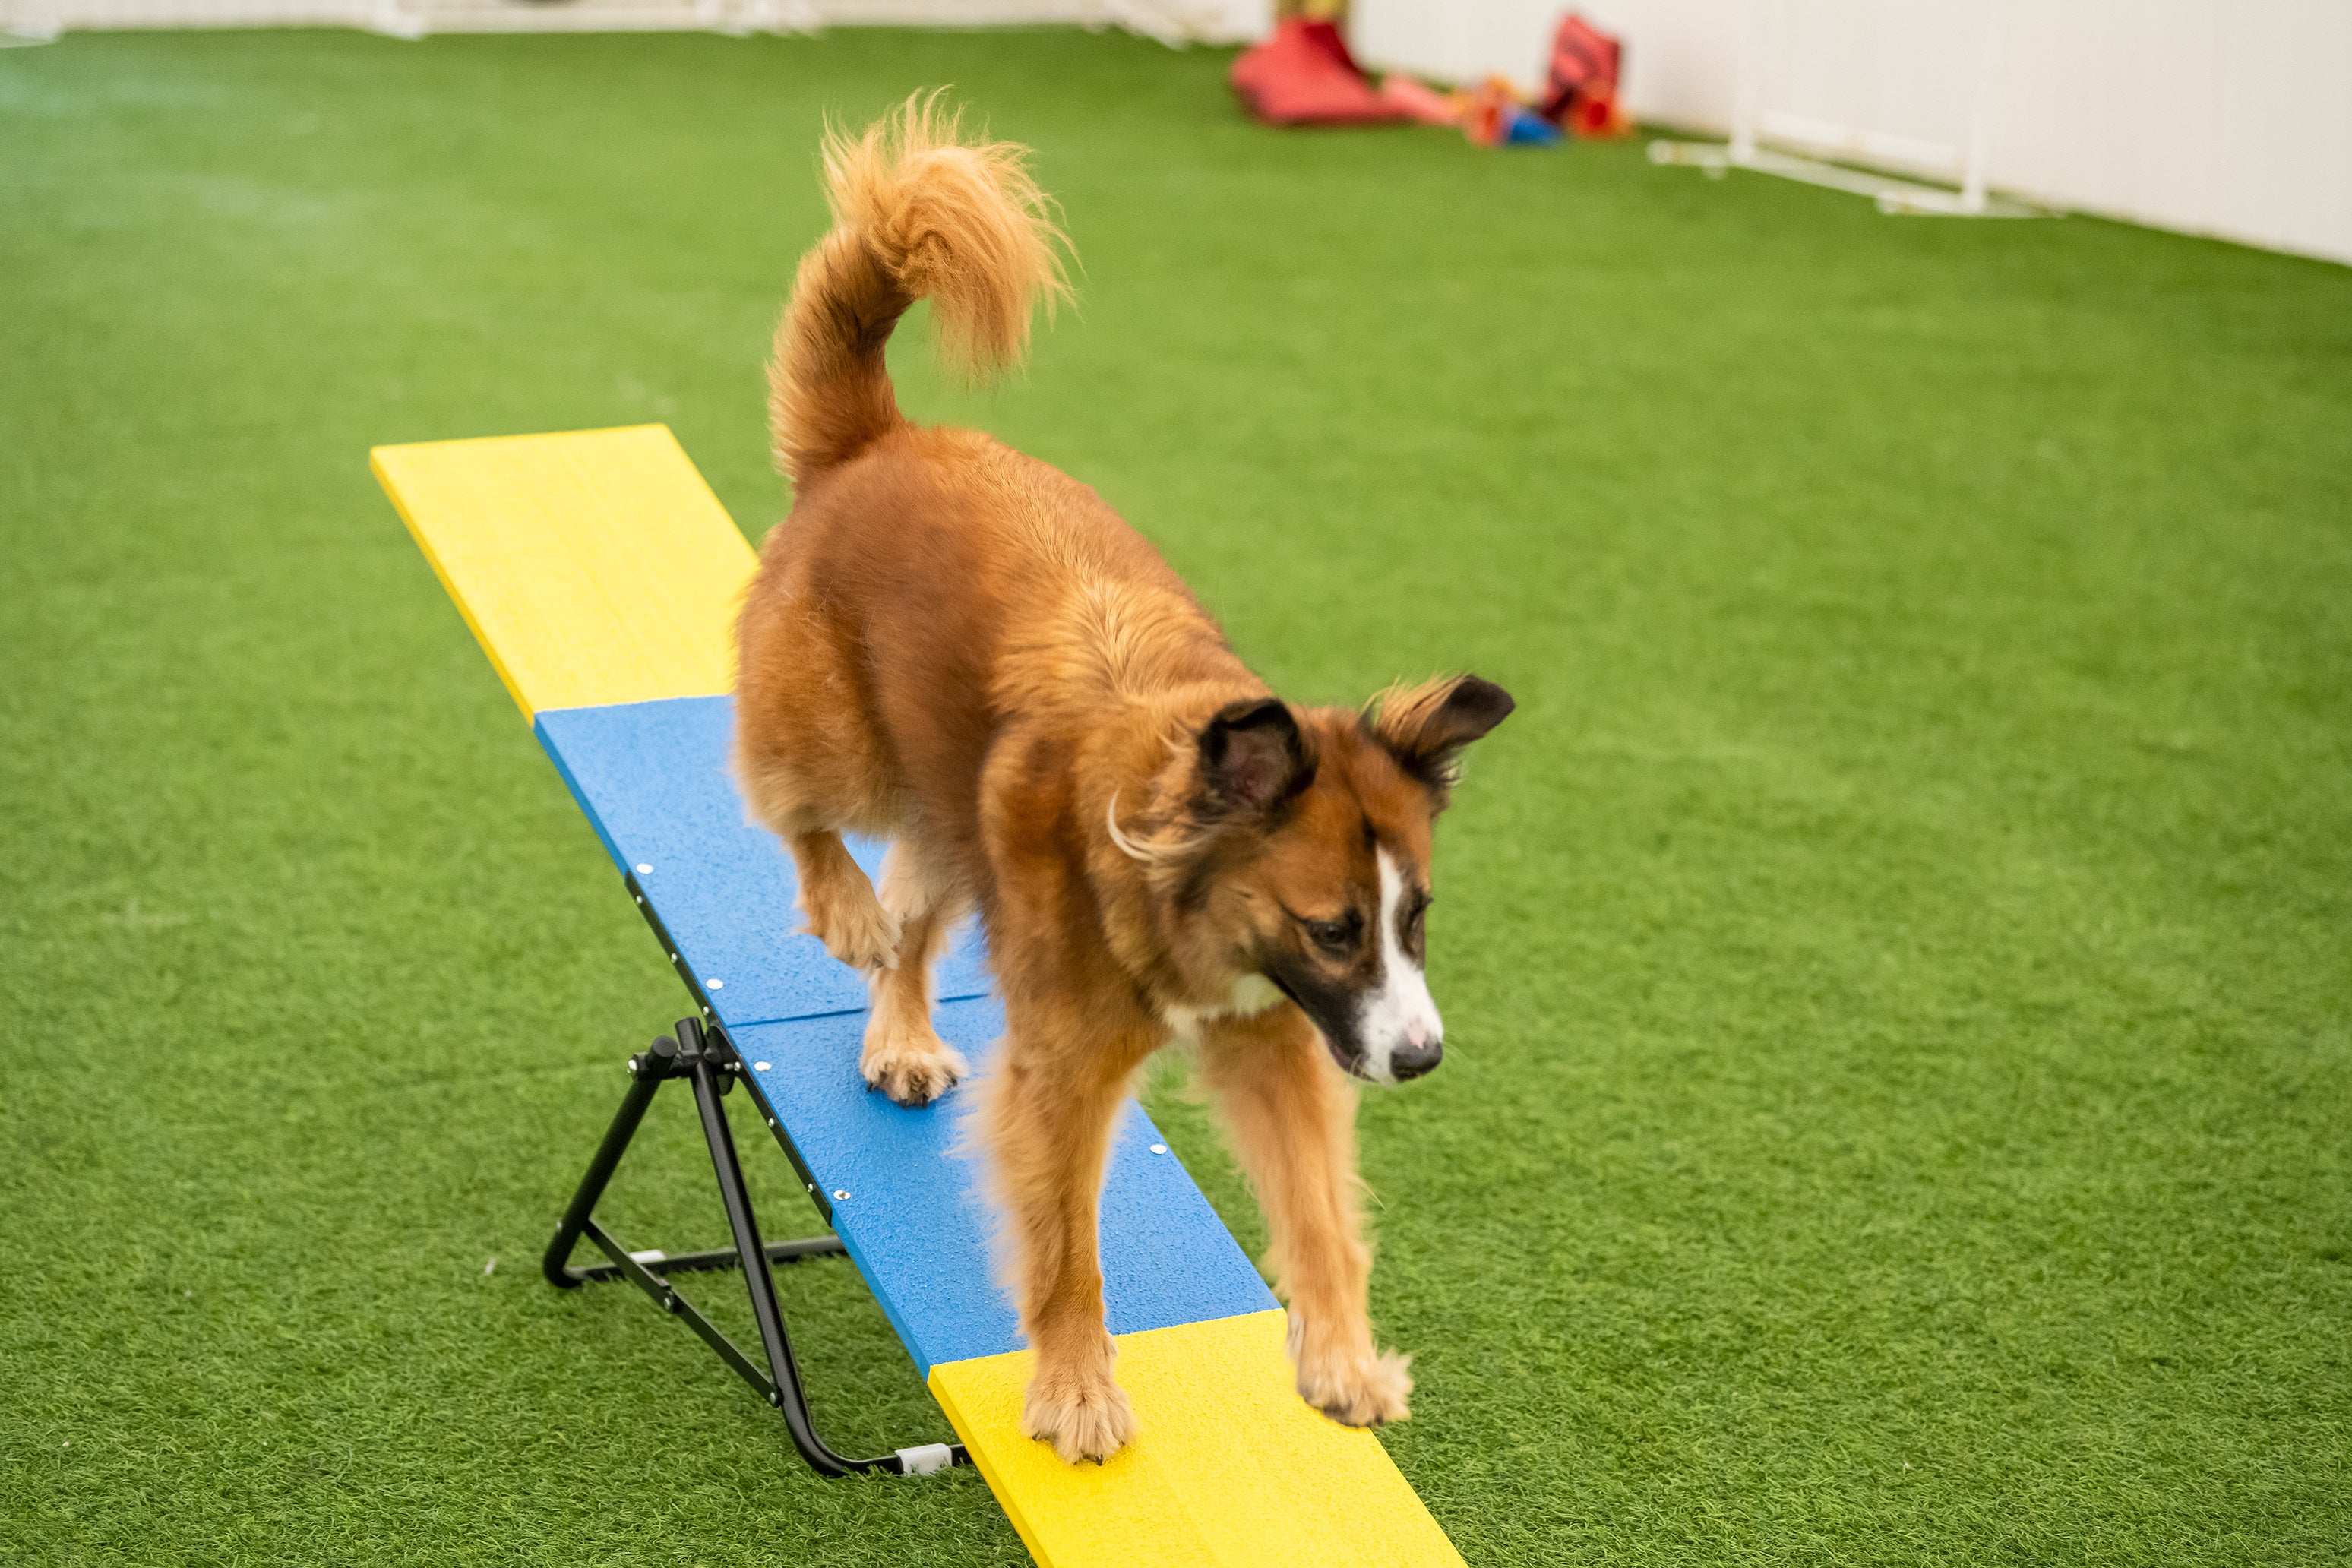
372, 425, 758, 717
930, 1311, 1464, 1568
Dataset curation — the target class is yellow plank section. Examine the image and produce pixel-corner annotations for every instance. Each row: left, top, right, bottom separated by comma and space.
929, 1310, 1463, 1568
371, 425, 757, 718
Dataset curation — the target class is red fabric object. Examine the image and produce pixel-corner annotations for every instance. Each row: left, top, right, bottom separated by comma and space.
1378, 71, 1463, 128
1535, 13, 1624, 128
1567, 82, 1633, 138
1231, 19, 1408, 126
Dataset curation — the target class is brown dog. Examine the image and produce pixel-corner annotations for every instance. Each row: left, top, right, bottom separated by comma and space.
733, 97, 1511, 1464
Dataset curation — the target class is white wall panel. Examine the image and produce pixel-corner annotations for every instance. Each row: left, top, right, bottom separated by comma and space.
9, 0, 1269, 41
1351, 0, 2352, 265
1351, 0, 1554, 90
10, 0, 2341, 261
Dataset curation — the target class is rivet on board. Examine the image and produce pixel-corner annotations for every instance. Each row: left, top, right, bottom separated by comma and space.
1149, 1144, 1168, 1155
636, 863, 653, 875
832, 1189, 851, 1201
754, 1061, 772, 1072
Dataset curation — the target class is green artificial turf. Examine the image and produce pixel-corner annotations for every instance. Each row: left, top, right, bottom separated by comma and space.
5, 25, 2350, 1566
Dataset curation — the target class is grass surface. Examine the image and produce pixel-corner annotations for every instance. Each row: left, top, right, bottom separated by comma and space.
5, 26, 2350, 1566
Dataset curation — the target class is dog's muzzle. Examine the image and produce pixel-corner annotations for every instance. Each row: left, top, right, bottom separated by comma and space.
1386, 1039, 1442, 1080
1320, 1029, 1442, 1086
1267, 967, 1442, 1086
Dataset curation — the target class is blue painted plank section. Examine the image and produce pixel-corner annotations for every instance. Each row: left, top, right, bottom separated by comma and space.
533, 695, 991, 1029
534, 691, 1275, 1374
734, 1002, 1277, 1376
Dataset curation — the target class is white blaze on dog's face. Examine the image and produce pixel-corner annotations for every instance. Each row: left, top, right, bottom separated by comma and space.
1166, 675, 1512, 1083
1247, 830, 1443, 1085
1355, 849, 1444, 1081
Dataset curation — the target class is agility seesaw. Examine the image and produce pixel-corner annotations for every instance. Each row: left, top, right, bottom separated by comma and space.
373, 422, 1464, 1566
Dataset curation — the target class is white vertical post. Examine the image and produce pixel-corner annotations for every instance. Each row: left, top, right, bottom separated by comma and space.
1729, 0, 1768, 166
1959, 0, 2006, 214
367, 0, 424, 39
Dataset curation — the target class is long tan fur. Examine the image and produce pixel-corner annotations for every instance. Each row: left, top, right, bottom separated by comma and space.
767, 93, 1069, 483
735, 99, 1508, 1467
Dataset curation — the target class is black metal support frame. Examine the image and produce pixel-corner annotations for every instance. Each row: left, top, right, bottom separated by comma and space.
542, 1014, 969, 1478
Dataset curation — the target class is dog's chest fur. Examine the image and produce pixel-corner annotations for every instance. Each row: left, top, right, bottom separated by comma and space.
1162, 972, 1285, 1045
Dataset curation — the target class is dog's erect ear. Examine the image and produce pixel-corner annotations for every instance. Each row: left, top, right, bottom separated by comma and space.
1196, 699, 1313, 816
1368, 675, 1514, 801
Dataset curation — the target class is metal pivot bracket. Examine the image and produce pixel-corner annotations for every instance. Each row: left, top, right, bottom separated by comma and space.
541, 1014, 969, 1478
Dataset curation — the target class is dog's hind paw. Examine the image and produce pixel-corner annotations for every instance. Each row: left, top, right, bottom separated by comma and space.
1297, 1345, 1413, 1428
1021, 1362, 1137, 1464
860, 1031, 968, 1108
800, 880, 902, 972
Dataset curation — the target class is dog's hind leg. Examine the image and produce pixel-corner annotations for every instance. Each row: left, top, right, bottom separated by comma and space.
789, 829, 901, 972
734, 734, 901, 972
860, 842, 969, 1106
733, 558, 904, 975
1199, 1004, 1412, 1428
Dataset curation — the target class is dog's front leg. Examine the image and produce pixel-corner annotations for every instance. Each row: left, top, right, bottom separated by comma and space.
982, 1003, 1152, 1463
1201, 1006, 1413, 1427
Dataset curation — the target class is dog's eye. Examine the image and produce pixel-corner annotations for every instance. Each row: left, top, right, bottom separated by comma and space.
1304, 916, 1358, 956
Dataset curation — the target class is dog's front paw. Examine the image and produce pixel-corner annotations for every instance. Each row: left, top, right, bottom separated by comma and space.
860, 1025, 968, 1108
1021, 1360, 1137, 1464
799, 880, 901, 972
1295, 1342, 1413, 1427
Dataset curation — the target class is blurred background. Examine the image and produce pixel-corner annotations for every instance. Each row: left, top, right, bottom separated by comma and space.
7, 0, 2347, 263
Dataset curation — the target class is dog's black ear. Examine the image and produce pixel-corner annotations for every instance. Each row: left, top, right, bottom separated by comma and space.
1197, 698, 1313, 815
1367, 675, 1513, 802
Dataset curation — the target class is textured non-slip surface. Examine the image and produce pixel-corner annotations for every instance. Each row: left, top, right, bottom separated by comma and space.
929, 1310, 1465, 1568
735, 1005, 1277, 1376
534, 693, 991, 1029
372, 425, 754, 716
7, 27, 2350, 1568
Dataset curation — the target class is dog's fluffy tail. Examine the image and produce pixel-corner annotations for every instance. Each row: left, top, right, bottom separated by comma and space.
768, 93, 1070, 484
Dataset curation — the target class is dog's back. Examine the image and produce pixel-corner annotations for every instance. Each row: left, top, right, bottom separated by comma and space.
735, 96, 1252, 900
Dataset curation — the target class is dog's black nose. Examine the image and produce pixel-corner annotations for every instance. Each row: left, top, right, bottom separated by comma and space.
1389, 1041, 1443, 1081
